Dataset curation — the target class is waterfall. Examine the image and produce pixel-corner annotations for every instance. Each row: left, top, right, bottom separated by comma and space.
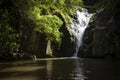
70, 8, 93, 57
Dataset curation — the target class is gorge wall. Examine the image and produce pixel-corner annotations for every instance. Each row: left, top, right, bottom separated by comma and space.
78, 0, 120, 58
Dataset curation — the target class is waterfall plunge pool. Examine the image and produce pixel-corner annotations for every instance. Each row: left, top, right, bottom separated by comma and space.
0, 58, 120, 80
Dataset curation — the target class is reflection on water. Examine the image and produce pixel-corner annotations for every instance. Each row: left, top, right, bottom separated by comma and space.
0, 58, 120, 80
45, 58, 85, 80
46, 60, 53, 80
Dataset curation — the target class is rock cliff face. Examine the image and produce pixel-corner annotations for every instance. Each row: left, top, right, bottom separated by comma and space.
60, 24, 76, 57
78, 0, 120, 58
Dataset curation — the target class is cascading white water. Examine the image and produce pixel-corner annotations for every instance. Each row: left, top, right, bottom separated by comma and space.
70, 8, 93, 57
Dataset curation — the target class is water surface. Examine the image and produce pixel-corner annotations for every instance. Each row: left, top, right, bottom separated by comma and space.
0, 58, 120, 80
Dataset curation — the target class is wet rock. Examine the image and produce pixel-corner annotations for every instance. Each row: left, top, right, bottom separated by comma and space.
60, 24, 76, 57
78, 0, 120, 58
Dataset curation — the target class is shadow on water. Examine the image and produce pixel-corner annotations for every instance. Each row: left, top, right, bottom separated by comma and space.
0, 58, 120, 80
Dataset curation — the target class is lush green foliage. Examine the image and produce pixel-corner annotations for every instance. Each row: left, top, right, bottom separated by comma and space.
0, 0, 83, 58
0, 10, 19, 53
34, 0, 83, 40
35, 15, 63, 41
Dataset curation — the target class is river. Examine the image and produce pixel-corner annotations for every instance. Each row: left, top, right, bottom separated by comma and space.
0, 58, 120, 80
